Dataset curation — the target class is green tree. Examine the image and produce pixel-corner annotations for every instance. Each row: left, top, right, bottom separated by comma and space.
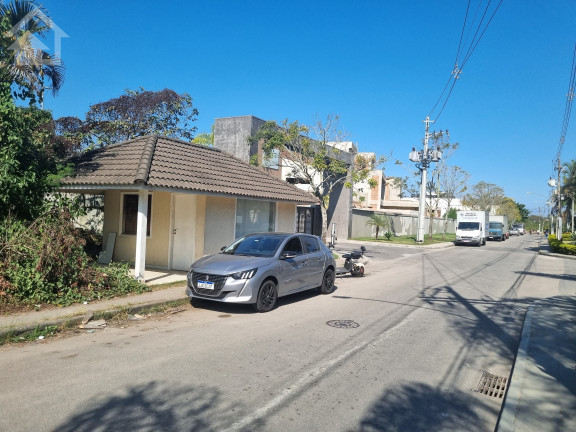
562, 160, 576, 230
497, 197, 522, 225
366, 213, 391, 240
446, 208, 458, 219
0, 85, 63, 220
248, 115, 380, 241
78, 88, 199, 148
192, 124, 214, 146
0, 1, 69, 220
516, 202, 530, 221
462, 181, 505, 212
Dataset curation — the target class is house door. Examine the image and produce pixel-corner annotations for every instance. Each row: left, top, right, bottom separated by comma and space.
172, 194, 196, 271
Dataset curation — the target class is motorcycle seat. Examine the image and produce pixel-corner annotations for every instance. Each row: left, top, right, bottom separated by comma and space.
343, 251, 363, 259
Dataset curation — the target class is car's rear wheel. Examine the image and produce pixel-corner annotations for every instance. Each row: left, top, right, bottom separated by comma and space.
253, 280, 278, 312
319, 268, 335, 294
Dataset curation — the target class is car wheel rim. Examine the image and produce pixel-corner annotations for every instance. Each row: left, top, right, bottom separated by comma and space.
261, 283, 276, 307
324, 270, 334, 289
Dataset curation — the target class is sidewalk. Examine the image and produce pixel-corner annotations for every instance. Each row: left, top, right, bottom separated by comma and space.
497, 295, 576, 431
496, 239, 576, 431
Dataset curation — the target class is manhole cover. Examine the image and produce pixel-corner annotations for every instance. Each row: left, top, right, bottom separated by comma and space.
326, 320, 360, 329
474, 370, 508, 398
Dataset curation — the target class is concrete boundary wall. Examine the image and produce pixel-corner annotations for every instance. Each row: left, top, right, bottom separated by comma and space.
351, 209, 456, 238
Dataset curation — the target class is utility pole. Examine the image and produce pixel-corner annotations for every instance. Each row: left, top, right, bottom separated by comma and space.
558, 158, 563, 236
417, 118, 432, 243
409, 117, 443, 243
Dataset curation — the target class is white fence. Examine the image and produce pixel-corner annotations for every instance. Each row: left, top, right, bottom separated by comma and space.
351, 209, 456, 238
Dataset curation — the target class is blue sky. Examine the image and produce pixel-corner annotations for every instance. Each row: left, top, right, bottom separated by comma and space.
33, 0, 576, 214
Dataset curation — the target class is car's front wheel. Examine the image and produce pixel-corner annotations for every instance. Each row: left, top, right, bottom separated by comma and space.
319, 268, 335, 294
253, 280, 278, 312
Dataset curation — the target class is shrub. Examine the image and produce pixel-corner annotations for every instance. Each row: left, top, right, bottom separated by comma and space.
548, 234, 576, 256
0, 209, 148, 308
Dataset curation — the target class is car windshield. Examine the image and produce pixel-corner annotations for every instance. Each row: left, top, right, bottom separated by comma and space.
222, 235, 285, 257
458, 222, 480, 230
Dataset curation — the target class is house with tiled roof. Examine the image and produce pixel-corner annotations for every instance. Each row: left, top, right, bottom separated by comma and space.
59, 135, 317, 281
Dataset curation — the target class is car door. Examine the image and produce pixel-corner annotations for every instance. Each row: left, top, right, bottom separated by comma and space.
301, 235, 325, 287
277, 236, 307, 295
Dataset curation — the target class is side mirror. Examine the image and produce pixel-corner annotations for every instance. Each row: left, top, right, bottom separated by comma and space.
280, 252, 296, 260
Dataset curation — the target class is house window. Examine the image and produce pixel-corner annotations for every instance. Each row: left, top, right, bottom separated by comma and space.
122, 194, 152, 236
263, 149, 279, 170
235, 200, 276, 238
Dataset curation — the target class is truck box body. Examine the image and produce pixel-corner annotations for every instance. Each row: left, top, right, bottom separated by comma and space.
488, 215, 509, 241
455, 211, 489, 246
512, 222, 525, 235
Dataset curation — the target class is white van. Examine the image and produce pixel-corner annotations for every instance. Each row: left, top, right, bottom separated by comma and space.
455, 211, 489, 246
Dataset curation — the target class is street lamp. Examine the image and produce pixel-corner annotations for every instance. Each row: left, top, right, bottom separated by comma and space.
409, 116, 443, 242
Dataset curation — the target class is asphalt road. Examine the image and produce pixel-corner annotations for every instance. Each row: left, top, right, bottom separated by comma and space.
0, 235, 560, 432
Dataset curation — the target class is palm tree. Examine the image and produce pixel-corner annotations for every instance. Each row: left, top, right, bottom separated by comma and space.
366, 213, 391, 240
562, 160, 576, 232
0, 0, 64, 103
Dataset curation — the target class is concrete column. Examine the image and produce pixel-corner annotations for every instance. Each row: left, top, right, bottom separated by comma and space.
134, 189, 148, 282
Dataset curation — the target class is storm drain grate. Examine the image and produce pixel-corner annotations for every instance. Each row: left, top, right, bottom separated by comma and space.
474, 370, 508, 398
326, 320, 360, 329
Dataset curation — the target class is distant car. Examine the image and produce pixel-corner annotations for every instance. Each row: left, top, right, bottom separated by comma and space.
186, 232, 336, 312
509, 227, 519, 236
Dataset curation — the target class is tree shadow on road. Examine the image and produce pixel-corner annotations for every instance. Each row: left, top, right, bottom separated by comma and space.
355, 382, 495, 432
53, 381, 249, 432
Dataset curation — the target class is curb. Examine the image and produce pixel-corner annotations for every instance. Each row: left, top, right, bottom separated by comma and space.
0, 297, 189, 341
538, 250, 576, 260
335, 239, 455, 249
495, 304, 534, 431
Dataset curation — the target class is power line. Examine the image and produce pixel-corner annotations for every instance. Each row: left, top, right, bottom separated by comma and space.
555, 43, 576, 163
428, 0, 504, 122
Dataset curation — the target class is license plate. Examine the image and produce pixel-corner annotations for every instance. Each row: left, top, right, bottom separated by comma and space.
197, 280, 214, 290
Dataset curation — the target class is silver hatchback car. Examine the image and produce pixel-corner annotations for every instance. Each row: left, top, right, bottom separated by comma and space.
186, 232, 336, 312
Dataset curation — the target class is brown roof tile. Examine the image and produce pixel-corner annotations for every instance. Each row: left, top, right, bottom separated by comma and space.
61, 135, 317, 204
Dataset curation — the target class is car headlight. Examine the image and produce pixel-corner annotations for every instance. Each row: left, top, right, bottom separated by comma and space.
231, 268, 258, 280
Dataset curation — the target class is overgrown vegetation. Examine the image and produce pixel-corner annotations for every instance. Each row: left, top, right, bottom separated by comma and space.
0, 208, 148, 311
0, 1, 153, 313
3, 325, 60, 344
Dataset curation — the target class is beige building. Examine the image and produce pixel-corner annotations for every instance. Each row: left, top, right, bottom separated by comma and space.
59, 135, 317, 281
